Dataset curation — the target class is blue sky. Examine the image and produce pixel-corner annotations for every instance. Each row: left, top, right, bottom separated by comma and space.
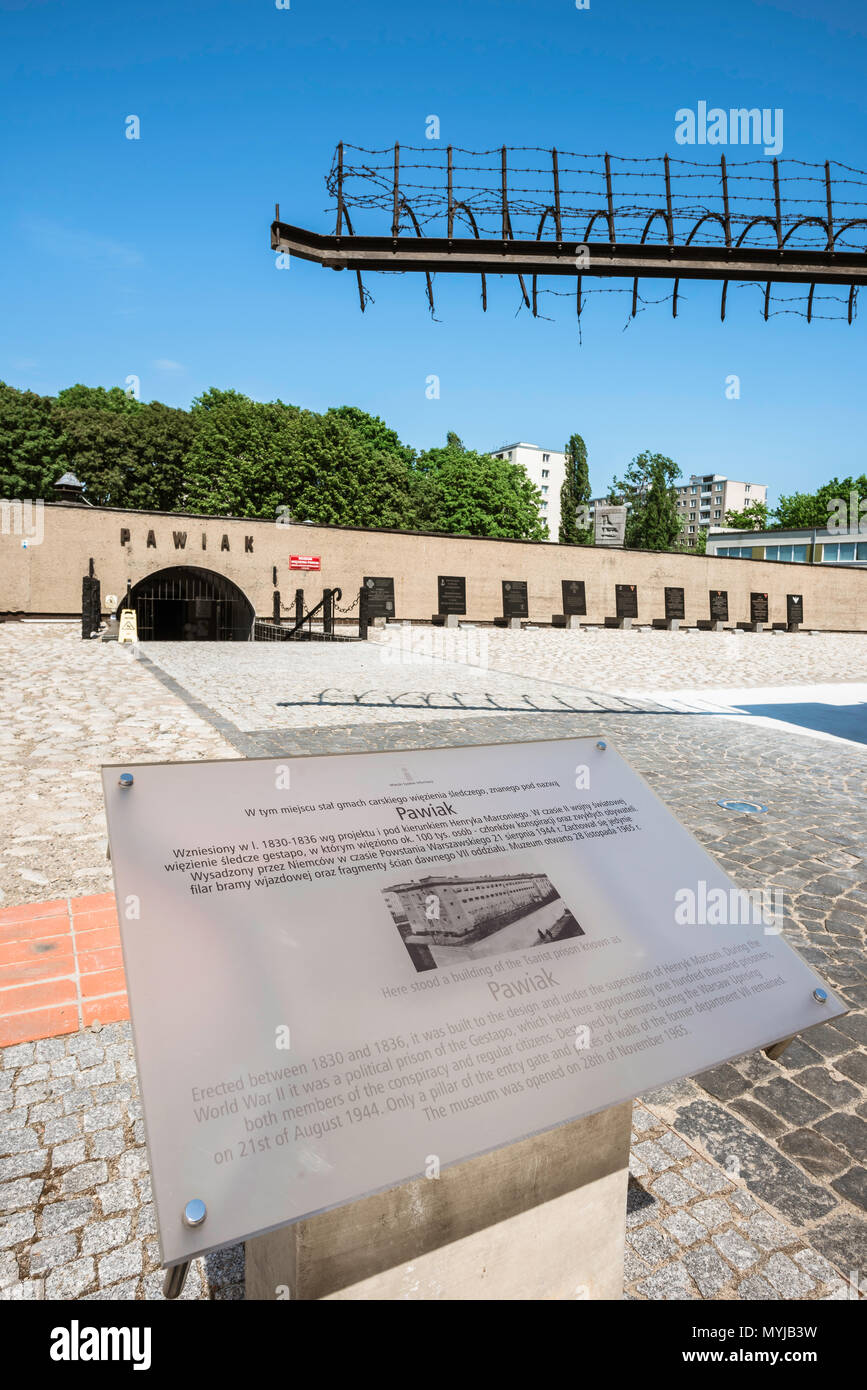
1, 0, 865, 501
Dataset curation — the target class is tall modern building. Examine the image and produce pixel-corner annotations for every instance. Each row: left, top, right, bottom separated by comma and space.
489, 442, 566, 541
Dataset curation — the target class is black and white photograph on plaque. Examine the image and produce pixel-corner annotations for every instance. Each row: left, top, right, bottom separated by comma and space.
383, 866, 584, 972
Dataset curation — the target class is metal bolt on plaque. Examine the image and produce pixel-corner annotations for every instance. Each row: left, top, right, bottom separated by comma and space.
813, 989, 828, 1004
118, 772, 134, 789
596, 741, 607, 751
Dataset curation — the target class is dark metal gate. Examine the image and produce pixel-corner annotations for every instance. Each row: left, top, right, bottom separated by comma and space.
120, 566, 254, 641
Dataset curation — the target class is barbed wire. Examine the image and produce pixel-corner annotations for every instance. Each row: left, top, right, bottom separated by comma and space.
322, 145, 865, 323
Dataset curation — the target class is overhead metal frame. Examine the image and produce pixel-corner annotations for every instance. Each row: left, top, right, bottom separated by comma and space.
273, 145, 867, 321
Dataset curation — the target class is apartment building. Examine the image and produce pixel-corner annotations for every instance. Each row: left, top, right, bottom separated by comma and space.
676, 474, 768, 548
489, 442, 565, 541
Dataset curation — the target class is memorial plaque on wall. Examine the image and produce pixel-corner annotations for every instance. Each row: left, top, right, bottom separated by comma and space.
502, 580, 529, 618
750, 592, 769, 624
363, 576, 395, 618
710, 590, 729, 622
594, 505, 627, 548
103, 739, 845, 1266
664, 587, 685, 621
437, 575, 467, 616
787, 594, 803, 625
615, 584, 638, 619
561, 580, 587, 617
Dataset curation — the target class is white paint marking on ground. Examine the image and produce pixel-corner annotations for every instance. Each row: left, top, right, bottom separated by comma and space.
627, 683, 867, 749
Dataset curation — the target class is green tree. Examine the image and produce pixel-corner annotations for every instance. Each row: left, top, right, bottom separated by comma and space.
412, 436, 547, 540
775, 476, 867, 530
559, 433, 593, 544
0, 382, 69, 500
184, 389, 416, 528
56, 384, 141, 415
724, 500, 769, 530
324, 405, 415, 468
610, 451, 682, 549
694, 527, 708, 555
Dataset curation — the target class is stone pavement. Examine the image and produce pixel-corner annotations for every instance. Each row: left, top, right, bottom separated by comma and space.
0, 622, 864, 1299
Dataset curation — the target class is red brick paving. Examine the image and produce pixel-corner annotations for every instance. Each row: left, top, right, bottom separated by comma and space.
0, 893, 128, 1046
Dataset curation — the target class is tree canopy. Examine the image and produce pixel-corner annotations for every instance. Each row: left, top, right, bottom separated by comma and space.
609, 450, 682, 550
0, 383, 546, 541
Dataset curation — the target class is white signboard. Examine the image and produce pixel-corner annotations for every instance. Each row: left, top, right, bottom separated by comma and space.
102, 739, 844, 1267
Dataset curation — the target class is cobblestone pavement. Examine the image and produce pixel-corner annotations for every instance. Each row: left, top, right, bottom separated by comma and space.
1, 624, 865, 1299
0, 625, 238, 908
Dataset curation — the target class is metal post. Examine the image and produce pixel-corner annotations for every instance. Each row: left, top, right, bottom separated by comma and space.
358, 585, 369, 640
336, 141, 344, 238
604, 153, 616, 245
501, 146, 509, 249
824, 160, 834, 249
323, 587, 333, 637
664, 154, 674, 252
392, 143, 400, 245
721, 155, 731, 247
552, 148, 562, 245
772, 159, 783, 250
447, 145, 454, 241
295, 588, 304, 629
272, 590, 281, 624
163, 1260, 191, 1300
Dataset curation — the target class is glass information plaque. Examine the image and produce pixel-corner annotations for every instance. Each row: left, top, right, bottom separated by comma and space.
101, 738, 845, 1267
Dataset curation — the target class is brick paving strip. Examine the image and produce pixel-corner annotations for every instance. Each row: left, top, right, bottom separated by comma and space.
0, 896, 128, 1048
0, 624, 864, 1299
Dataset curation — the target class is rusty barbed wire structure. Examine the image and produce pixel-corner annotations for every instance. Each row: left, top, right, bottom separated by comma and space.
271, 144, 867, 324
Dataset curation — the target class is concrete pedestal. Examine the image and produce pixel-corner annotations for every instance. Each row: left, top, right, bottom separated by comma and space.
652, 618, 681, 630
245, 1101, 631, 1301
431, 614, 460, 627
604, 616, 632, 629
552, 614, 582, 629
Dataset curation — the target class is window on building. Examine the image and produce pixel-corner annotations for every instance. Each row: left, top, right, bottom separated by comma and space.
541, 485, 548, 494
541, 469, 549, 479
691, 486, 698, 494
744, 484, 751, 493
713, 510, 721, 518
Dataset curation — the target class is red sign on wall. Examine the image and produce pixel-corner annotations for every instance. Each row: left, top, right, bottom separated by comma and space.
289, 556, 321, 570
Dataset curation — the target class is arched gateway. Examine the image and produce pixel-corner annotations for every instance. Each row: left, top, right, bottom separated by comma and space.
118, 565, 254, 641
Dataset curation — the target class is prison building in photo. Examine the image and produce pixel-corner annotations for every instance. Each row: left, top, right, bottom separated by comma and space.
385, 872, 557, 948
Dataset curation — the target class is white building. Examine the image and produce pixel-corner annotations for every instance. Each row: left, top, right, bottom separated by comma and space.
489, 442, 566, 541
676, 474, 767, 548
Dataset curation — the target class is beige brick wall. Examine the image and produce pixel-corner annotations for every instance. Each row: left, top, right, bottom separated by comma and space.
1, 503, 865, 630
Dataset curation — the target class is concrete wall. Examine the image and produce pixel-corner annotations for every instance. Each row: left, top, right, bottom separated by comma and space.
3, 502, 867, 630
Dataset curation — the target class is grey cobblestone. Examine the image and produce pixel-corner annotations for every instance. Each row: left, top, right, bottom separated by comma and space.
763, 1252, 816, 1298
81, 1216, 132, 1256
712, 1229, 761, 1271
45, 1257, 95, 1299
40, 1198, 95, 1235
98, 1242, 143, 1284
0, 1178, 43, 1212
29, 1233, 78, 1273
98, 1179, 137, 1215
51, 1140, 87, 1169
61, 1160, 108, 1195
681, 1243, 734, 1296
